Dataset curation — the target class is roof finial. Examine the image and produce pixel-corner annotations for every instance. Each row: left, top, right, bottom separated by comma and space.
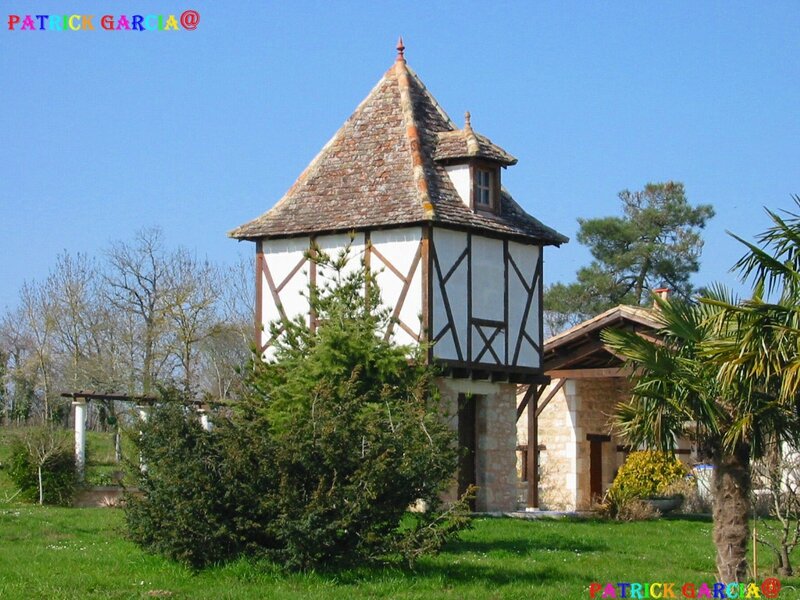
396, 36, 405, 62
464, 111, 472, 130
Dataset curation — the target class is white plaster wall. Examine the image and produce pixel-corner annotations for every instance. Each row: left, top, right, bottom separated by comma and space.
370, 228, 423, 346
507, 242, 541, 368
261, 237, 311, 356
261, 230, 425, 352
431, 228, 468, 361
444, 164, 471, 207
471, 236, 506, 363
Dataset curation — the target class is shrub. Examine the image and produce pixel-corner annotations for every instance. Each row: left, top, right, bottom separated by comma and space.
8, 427, 76, 505
125, 249, 469, 570
599, 451, 687, 520
610, 450, 687, 499
124, 397, 277, 568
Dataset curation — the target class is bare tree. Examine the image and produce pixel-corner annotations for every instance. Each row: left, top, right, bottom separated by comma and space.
753, 444, 800, 576
167, 252, 221, 395
18, 281, 56, 422
0, 311, 38, 424
103, 228, 174, 395
197, 322, 250, 400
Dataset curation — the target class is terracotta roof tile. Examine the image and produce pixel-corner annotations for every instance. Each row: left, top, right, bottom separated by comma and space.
434, 129, 517, 166
229, 57, 567, 246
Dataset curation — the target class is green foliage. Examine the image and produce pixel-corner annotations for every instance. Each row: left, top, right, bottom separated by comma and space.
610, 451, 687, 500
545, 182, 714, 332
126, 247, 467, 570
7, 427, 76, 505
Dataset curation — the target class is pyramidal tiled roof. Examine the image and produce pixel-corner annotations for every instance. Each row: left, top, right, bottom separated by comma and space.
229, 46, 567, 246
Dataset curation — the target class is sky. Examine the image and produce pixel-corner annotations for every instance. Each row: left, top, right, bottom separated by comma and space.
1, 1, 798, 312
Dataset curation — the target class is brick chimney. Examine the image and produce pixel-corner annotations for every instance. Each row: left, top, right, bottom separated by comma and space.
652, 287, 670, 308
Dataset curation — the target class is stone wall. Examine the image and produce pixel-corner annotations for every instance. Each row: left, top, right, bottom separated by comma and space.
437, 378, 517, 512
516, 376, 632, 511
516, 382, 577, 510
572, 378, 629, 509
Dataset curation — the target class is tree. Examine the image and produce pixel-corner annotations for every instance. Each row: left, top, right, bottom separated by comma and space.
601, 293, 795, 583
165, 251, 221, 395
752, 445, 800, 576
126, 248, 469, 570
17, 280, 57, 422
9, 427, 76, 505
698, 197, 800, 577
545, 182, 714, 333
104, 228, 174, 396
705, 197, 800, 406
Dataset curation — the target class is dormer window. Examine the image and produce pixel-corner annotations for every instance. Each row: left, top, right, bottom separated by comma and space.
471, 163, 500, 214
475, 168, 494, 208
433, 111, 517, 215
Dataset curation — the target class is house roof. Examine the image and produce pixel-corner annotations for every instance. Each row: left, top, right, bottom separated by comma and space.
543, 305, 663, 372
229, 44, 567, 246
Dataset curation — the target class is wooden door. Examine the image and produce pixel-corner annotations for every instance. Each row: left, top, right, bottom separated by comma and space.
589, 440, 603, 500
587, 434, 611, 501
457, 393, 477, 510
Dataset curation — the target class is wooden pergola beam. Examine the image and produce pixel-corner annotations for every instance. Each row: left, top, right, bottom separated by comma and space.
60, 391, 158, 404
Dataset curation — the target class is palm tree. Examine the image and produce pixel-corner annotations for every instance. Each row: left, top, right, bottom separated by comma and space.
602, 292, 794, 583
705, 198, 800, 404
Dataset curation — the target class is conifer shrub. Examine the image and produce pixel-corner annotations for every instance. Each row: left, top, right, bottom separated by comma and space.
125, 248, 470, 570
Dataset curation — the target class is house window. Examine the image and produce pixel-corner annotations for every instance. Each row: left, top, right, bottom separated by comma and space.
475, 168, 493, 207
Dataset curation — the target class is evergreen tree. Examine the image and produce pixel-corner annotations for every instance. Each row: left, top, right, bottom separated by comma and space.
545, 182, 714, 333
126, 246, 469, 570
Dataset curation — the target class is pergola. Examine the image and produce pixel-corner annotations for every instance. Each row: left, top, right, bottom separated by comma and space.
60, 391, 214, 480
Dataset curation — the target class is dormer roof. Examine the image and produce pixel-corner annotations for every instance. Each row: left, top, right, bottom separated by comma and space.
433, 115, 517, 166
229, 45, 567, 246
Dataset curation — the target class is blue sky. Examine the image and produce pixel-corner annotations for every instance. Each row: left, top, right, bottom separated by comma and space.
1, 1, 798, 311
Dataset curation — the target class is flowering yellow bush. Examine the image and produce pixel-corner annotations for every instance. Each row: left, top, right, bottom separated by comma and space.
610, 450, 687, 499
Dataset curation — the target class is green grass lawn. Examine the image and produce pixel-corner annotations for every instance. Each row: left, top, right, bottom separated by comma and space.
1, 505, 798, 600
1, 429, 799, 598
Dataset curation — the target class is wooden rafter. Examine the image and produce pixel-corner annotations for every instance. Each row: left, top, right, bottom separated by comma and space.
536, 378, 565, 418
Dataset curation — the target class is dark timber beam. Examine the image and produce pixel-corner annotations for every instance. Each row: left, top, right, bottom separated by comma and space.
525, 383, 546, 510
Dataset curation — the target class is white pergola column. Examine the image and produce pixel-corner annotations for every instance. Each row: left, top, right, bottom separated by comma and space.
199, 409, 211, 431
73, 398, 87, 481
136, 403, 150, 473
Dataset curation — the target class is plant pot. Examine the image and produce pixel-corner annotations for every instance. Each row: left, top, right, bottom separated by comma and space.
646, 495, 684, 514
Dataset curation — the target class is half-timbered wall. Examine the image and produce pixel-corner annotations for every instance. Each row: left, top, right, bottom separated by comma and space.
430, 228, 543, 371
258, 237, 310, 356
369, 228, 423, 347
257, 228, 423, 357
258, 226, 543, 373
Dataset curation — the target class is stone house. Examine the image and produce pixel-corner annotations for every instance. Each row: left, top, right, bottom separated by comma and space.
515, 303, 696, 511
229, 41, 567, 512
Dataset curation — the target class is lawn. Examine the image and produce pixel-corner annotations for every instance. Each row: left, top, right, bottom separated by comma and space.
1, 504, 798, 600
1, 429, 799, 599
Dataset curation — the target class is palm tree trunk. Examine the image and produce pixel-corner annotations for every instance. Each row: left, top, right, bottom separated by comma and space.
713, 442, 751, 583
